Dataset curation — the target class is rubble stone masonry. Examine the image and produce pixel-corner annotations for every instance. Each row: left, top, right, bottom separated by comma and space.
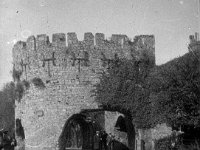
13, 32, 155, 150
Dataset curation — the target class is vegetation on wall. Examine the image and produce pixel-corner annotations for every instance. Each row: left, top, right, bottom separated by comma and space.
1, 67, 45, 136
93, 49, 200, 130
15, 80, 30, 102
31, 77, 45, 89
92, 49, 155, 128
154, 50, 200, 128
155, 134, 200, 150
12, 67, 22, 82
0, 75, 30, 136
0, 82, 16, 136
155, 136, 172, 150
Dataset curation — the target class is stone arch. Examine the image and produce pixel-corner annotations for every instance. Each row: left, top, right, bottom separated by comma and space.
58, 114, 100, 150
115, 115, 136, 150
115, 115, 127, 132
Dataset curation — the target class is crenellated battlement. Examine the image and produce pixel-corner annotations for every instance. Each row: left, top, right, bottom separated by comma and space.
13, 32, 155, 51
13, 32, 155, 81
52, 33, 66, 47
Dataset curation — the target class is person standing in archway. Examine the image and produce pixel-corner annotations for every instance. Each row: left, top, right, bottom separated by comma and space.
0, 132, 3, 150
100, 131, 108, 150
107, 133, 116, 150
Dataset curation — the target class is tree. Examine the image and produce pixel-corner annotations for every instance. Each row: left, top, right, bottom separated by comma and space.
93, 47, 200, 130
0, 82, 16, 136
0, 80, 29, 136
155, 50, 200, 128
92, 50, 154, 128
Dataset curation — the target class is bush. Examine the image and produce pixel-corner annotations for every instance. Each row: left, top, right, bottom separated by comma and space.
15, 82, 24, 102
15, 80, 30, 102
12, 68, 22, 82
155, 136, 173, 150
22, 80, 30, 89
31, 78, 45, 89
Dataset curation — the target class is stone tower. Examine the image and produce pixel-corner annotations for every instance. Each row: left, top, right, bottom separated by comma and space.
13, 32, 155, 150
188, 32, 200, 51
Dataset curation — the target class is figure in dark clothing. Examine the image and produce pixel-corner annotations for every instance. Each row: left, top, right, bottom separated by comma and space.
9, 138, 17, 150
0, 130, 17, 150
100, 131, 108, 150
0, 133, 3, 150
107, 133, 115, 150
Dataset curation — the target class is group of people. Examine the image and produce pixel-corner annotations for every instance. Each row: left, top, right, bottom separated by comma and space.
0, 130, 16, 150
97, 130, 116, 150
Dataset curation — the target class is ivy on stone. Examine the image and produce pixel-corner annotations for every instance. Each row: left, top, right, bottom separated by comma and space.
31, 77, 45, 89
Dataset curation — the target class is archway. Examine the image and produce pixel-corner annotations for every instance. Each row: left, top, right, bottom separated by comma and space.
115, 116, 127, 132
115, 115, 136, 150
59, 114, 99, 150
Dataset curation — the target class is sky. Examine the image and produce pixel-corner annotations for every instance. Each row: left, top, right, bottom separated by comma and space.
0, 0, 199, 89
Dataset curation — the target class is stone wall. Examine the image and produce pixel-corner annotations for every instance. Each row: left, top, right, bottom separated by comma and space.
137, 123, 172, 150
13, 32, 155, 150
188, 32, 200, 52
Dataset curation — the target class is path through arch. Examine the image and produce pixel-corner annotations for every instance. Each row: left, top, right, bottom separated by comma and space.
59, 114, 99, 150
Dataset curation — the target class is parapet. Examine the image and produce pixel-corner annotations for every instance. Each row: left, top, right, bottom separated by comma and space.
13, 32, 156, 53
188, 32, 200, 51
13, 41, 26, 59
67, 32, 78, 46
36, 34, 50, 47
84, 32, 94, 46
134, 35, 154, 42
26, 36, 36, 51
111, 34, 128, 43
189, 32, 199, 44
131, 35, 155, 66
14, 41, 26, 49
12, 41, 27, 70
189, 35, 195, 43
27, 36, 36, 43
133, 35, 155, 49
52, 33, 66, 47
12, 32, 156, 79
95, 33, 105, 47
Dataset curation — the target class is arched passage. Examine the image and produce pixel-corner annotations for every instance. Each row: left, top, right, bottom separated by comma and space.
115, 116, 127, 132
59, 114, 100, 150
115, 115, 136, 150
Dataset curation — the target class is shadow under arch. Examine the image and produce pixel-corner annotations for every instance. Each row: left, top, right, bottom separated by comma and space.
115, 115, 136, 150
58, 113, 101, 150
16, 118, 25, 139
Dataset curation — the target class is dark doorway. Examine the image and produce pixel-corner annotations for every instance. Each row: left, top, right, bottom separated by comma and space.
115, 116, 127, 132
15, 119, 25, 139
59, 114, 97, 150
115, 115, 135, 150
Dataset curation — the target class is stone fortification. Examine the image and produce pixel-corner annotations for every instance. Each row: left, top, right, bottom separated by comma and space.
13, 32, 155, 150
188, 32, 200, 52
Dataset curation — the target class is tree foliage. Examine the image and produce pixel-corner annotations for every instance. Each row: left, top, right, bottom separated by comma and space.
0, 82, 16, 136
93, 58, 137, 115
156, 50, 200, 128
31, 77, 45, 89
93, 49, 200, 129
93, 49, 154, 128
0, 79, 30, 136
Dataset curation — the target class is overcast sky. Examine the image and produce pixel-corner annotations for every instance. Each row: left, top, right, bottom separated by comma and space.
0, 0, 199, 89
